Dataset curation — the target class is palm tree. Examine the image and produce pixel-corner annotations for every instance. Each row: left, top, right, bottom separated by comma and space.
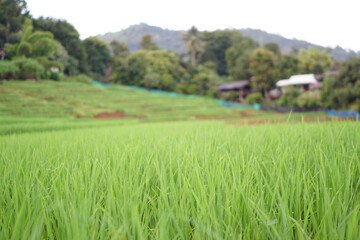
183, 26, 203, 66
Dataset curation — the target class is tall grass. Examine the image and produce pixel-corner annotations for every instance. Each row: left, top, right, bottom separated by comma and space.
0, 121, 359, 239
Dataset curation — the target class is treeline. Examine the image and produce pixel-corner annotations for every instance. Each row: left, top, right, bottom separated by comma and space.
0, 0, 110, 83
0, 0, 359, 111
109, 28, 359, 111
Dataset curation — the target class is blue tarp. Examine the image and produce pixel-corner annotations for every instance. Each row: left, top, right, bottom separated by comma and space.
93, 80, 111, 88
130, 86, 146, 91
93, 81, 198, 99
327, 109, 360, 120
219, 100, 254, 109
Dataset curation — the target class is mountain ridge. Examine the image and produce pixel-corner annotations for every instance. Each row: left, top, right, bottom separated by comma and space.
97, 23, 360, 61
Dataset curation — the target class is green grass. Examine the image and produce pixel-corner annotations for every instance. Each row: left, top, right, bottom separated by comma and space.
0, 121, 359, 239
0, 80, 358, 239
0, 80, 254, 121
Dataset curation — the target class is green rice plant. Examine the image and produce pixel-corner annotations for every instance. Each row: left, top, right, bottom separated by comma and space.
0, 121, 359, 239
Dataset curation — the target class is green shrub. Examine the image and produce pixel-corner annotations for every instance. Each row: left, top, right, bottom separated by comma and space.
176, 83, 198, 95
17, 42, 32, 57
63, 74, 93, 84
332, 86, 356, 110
321, 76, 336, 109
277, 87, 301, 107
245, 93, 263, 104
296, 90, 322, 108
159, 74, 175, 91
13, 58, 45, 80
222, 91, 238, 102
0, 61, 20, 79
36, 57, 64, 81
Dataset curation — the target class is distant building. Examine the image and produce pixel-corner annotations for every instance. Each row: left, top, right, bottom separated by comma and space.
217, 80, 251, 102
276, 74, 320, 92
276, 72, 339, 92
50, 66, 60, 73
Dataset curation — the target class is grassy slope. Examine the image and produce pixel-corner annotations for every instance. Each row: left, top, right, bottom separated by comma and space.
0, 80, 250, 120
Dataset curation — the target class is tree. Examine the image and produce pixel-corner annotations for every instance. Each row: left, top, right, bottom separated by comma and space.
141, 70, 160, 90
274, 55, 300, 80
10, 18, 63, 60
334, 57, 360, 88
83, 37, 111, 79
248, 48, 277, 100
321, 76, 336, 108
123, 50, 187, 88
139, 34, 158, 50
226, 37, 258, 80
299, 47, 333, 74
323, 57, 360, 111
0, 0, 29, 47
263, 42, 281, 58
110, 40, 130, 60
159, 73, 175, 91
109, 41, 130, 84
200, 30, 244, 76
32, 17, 89, 74
182, 26, 203, 66
191, 67, 221, 96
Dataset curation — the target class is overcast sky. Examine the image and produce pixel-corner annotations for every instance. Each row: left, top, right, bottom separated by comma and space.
27, 0, 360, 51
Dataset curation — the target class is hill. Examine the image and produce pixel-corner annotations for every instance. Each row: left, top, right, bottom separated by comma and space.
240, 28, 360, 61
98, 23, 360, 61
99, 23, 185, 53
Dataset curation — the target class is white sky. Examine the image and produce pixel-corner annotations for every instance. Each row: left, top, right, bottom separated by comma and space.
27, 0, 360, 51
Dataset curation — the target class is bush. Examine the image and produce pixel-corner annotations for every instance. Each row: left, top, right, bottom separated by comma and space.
296, 90, 322, 109
277, 87, 301, 107
245, 93, 263, 104
321, 76, 336, 109
63, 74, 93, 84
176, 83, 198, 95
0, 61, 19, 79
36, 57, 64, 81
222, 91, 238, 102
159, 74, 175, 91
332, 86, 356, 110
13, 58, 45, 80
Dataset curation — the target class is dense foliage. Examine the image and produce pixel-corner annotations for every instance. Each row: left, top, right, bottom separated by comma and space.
0, 0, 111, 82
0, 0, 29, 47
33, 17, 89, 74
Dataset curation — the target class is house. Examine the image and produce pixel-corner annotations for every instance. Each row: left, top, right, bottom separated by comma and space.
276, 74, 319, 92
276, 72, 339, 93
217, 80, 251, 102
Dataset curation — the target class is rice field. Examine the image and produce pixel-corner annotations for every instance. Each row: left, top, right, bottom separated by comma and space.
0, 81, 359, 239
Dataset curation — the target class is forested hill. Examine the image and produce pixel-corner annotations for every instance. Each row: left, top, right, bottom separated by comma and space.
99, 23, 186, 53
98, 23, 359, 61
240, 29, 360, 61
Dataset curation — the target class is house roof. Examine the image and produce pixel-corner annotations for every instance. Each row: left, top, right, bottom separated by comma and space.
217, 80, 250, 91
276, 79, 290, 87
276, 74, 318, 87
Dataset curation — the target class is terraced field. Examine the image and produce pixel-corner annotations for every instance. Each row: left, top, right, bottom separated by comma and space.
0, 80, 256, 121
